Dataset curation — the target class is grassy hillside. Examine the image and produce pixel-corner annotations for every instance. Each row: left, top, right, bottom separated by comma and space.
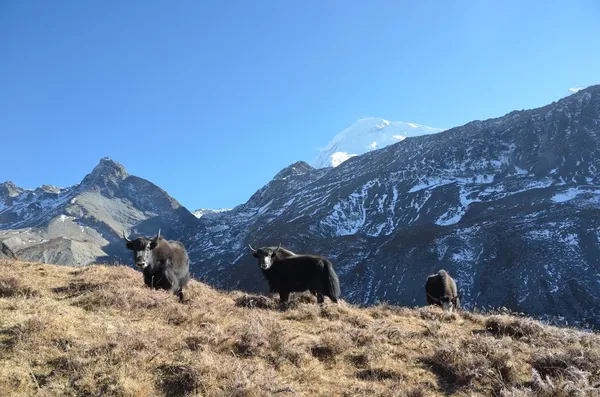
1, 260, 599, 397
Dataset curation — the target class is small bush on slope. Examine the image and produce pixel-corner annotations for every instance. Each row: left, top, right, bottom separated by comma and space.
1, 259, 599, 397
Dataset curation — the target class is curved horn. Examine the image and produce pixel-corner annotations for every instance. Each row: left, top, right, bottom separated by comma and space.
122, 230, 132, 243
153, 229, 161, 242
248, 244, 257, 252
274, 243, 282, 254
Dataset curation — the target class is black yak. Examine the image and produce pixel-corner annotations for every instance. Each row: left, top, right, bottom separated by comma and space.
425, 269, 461, 312
123, 229, 190, 302
249, 243, 341, 305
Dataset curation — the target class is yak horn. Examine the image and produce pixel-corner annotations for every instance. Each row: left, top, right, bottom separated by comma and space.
248, 244, 257, 252
122, 230, 132, 243
153, 229, 161, 242
274, 243, 282, 254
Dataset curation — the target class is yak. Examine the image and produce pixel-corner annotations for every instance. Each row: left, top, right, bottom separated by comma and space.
249, 243, 341, 305
425, 269, 461, 312
123, 229, 190, 302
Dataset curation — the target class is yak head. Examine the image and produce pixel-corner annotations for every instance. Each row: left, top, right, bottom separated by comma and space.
249, 243, 281, 270
439, 296, 456, 312
123, 229, 161, 269
439, 292, 462, 312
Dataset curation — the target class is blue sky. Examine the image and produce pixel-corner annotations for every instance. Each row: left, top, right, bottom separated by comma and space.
1, 1, 599, 210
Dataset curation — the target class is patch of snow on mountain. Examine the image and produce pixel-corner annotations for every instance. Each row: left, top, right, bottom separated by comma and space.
551, 187, 600, 203
514, 166, 529, 175
559, 233, 579, 247
270, 198, 296, 217
566, 87, 588, 96
311, 117, 444, 168
525, 229, 553, 240
320, 180, 378, 236
331, 152, 357, 167
436, 186, 481, 226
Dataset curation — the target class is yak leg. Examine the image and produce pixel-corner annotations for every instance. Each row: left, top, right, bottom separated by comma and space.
279, 290, 290, 304
278, 290, 290, 309
454, 297, 461, 311
327, 293, 338, 303
316, 293, 325, 304
176, 287, 184, 303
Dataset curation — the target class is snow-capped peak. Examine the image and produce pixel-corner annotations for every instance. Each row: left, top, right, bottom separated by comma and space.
311, 117, 445, 168
565, 86, 589, 97
192, 208, 231, 219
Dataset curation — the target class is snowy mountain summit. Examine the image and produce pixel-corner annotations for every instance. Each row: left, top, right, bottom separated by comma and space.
311, 117, 444, 168
192, 208, 230, 219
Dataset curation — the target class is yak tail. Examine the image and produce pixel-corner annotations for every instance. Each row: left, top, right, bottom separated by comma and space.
323, 259, 341, 302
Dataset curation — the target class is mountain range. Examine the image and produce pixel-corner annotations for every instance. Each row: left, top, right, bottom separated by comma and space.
0, 158, 198, 266
2, 86, 600, 329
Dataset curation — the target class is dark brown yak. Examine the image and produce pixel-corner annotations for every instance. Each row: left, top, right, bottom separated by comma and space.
249, 243, 341, 306
123, 229, 190, 302
425, 269, 461, 312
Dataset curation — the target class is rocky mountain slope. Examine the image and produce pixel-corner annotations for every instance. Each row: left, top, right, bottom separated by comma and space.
0, 158, 198, 266
190, 85, 600, 329
311, 117, 444, 168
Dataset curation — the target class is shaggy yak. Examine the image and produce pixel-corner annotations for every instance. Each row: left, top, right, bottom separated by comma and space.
425, 269, 461, 312
249, 243, 341, 305
123, 229, 190, 302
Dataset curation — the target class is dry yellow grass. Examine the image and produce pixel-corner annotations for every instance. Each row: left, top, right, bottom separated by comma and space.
1, 259, 599, 397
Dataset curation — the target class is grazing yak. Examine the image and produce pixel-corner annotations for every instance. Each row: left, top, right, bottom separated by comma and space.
425, 269, 461, 312
249, 243, 341, 305
123, 229, 190, 302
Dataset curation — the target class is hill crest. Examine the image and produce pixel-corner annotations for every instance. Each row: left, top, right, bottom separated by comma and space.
1, 259, 599, 396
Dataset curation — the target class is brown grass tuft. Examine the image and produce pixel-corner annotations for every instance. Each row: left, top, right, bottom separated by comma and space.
0, 275, 39, 298
421, 335, 521, 394
531, 347, 600, 382
418, 307, 459, 323
310, 332, 352, 362
356, 368, 406, 381
485, 315, 544, 340
156, 364, 199, 397
234, 294, 276, 310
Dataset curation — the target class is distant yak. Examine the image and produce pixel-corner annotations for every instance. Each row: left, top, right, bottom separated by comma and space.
249, 243, 341, 305
425, 269, 461, 312
123, 229, 190, 302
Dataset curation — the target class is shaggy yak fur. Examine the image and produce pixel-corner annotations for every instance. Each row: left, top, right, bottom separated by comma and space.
123, 229, 190, 302
425, 269, 461, 312
249, 244, 341, 305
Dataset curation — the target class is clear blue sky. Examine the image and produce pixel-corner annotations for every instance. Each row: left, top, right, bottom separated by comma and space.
1, 1, 599, 210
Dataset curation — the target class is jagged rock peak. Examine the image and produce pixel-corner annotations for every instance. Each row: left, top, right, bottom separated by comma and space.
273, 161, 315, 180
0, 181, 24, 198
82, 157, 128, 185
36, 185, 61, 194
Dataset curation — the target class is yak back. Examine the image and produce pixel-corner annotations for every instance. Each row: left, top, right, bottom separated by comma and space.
151, 237, 190, 280
264, 255, 331, 293
426, 269, 457, 299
